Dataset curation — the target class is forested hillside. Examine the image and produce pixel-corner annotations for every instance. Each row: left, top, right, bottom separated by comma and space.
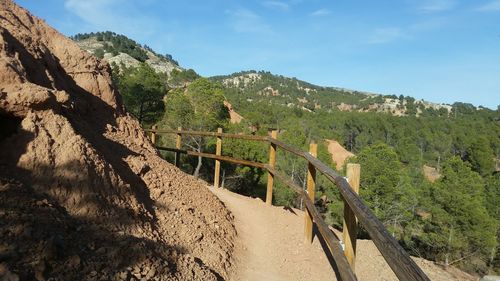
71, 31, 182, 74
211, 70, 456, 117
76, 33, 500, 276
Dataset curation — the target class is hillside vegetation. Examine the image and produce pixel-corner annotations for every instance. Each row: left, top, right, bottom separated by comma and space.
211, 70, 455, 117
76, 32, 500, 276
72, 31, 182, 75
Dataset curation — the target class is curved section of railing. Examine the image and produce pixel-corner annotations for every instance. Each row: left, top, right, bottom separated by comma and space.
145, 127, 430, 281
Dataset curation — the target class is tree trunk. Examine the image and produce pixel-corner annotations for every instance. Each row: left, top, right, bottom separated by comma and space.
437, 154, 441, 173
302, 167, 307, 189
194, 155, 202, 178
496, 150, 499, 171
489, 245, 497, 273
420, 142, 424, 161
190, 137, 203, 178
445, 227, 453, 267
138, 99, 145, 124
221, 169, 226, 188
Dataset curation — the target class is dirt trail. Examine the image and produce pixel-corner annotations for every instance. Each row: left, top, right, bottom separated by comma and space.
210, 187, 337, 281
210, 187, 476, 281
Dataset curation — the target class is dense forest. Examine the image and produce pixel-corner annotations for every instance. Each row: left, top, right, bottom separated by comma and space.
107, 49, 499, 275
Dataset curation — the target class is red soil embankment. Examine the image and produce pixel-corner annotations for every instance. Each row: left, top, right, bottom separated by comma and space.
326, 140, 355, 170
0, 1, 235, 280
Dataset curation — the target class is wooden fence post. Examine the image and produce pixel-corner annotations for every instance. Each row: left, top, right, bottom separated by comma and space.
214, 128, 223, 188
304, 141, 317, 243
175, 127, 182, 167
151, 125, 157, 145
266, 130, 278, 205
343, 163, 360, 271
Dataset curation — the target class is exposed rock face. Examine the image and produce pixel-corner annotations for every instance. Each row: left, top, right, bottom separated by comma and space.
423, 165, 441, 183
76, 37, 182, 75
326, 140, 355, 170
223, 100, 243, 124
0, 1, 235, 280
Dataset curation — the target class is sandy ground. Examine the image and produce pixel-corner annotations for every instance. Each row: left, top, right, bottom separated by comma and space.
210, 187, 477, 281
210, 187, 337, 281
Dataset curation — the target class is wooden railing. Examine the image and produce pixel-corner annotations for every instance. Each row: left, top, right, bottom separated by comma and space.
146, 126, 430, 281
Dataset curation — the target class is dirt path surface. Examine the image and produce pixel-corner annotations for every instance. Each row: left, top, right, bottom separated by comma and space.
210, 187, 476, 281
210, 187, 337, 281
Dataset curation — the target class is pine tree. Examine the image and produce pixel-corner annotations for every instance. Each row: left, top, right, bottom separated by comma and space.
423, 157, 496, 272
117, 63, 166, 124
162, 78, 229, 177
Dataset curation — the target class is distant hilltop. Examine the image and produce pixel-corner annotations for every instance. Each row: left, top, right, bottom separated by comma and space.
71, 31, 183, 75
211, 71, 463, 117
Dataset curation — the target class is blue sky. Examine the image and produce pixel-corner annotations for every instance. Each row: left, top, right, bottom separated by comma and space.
15, 0, 500, 108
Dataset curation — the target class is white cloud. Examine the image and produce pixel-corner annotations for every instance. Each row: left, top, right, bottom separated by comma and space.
368, 27, 409, 44
310, 8, 330, 17
476, 0, 500, 11
367, 18, 446, 45
64, 0, 161, 37
65, 0, 117, 26
262, 1, 290, 11
226, 9, 272, 34
417, 0, 456, 13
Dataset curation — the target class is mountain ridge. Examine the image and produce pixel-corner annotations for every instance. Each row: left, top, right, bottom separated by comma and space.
211, 70, 459, 117
69, 32, 494, 117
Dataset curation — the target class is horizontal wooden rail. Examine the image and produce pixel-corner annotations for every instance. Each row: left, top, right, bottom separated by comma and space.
267, 137, 305, 158
145, 128, 268, 141
156, 146, 266, 169
267, 165, 358, 281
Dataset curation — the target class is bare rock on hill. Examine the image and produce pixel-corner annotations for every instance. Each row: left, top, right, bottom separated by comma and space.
423, 165, 441, 182
0, 1, 235, 280
76, 36, 182, 75
224, 100, 243, 124
326, 139, 354, 170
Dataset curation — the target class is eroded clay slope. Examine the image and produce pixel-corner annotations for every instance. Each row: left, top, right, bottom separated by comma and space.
0, 1, 235, 280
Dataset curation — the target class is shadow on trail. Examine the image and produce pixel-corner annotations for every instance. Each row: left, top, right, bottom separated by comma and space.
314, 224, 343, 280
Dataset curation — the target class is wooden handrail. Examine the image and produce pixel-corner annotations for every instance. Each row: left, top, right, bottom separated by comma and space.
145, 128, 268, 141
267, 137, 305, 157
148, 128, 430, 281
343, 164, 360, 271
156, 146, 266, 168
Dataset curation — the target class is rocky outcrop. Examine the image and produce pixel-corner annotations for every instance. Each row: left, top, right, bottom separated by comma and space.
76, 37, 182, 75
